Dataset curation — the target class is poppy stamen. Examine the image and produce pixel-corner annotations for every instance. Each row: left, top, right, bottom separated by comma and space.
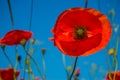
74, 26, 87, 39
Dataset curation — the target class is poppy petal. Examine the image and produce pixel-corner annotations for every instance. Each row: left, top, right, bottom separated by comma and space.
0, 68, 20, 80
53, 8, 102, 34
82, 8, 112, 56
55, 34, 101, 56
106, 71, 120, 80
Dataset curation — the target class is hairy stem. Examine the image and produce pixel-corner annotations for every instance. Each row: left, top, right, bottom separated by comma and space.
1, 48, 13, 68
42, 54, 46, 80
62, 54, 69, 79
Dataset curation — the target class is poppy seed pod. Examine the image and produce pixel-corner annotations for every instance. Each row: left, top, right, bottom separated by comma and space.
41, 48, 46, 55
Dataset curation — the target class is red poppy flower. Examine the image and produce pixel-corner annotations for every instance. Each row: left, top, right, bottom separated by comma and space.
0, 68, 20, 80
0, 30, 32, 46
106, 71, 120, 80
51, 8, 112, 56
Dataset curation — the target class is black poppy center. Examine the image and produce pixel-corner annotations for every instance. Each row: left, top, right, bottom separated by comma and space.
74, 26, 87, 39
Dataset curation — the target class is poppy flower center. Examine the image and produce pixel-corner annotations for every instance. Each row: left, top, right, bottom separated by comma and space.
74, 26, 87, 40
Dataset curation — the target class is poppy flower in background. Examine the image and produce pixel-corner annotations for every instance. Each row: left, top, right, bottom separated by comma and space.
106, 71, 120, 80
0, 30, 32, 46
0, 68, 20, 80
51, 8, 112, 56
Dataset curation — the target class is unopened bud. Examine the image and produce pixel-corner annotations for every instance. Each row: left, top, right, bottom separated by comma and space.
41, 48, 46, 55
108, 48, 115, 55
74, 68, 80, 77
20, 39, 26, 47
29, 48, 34, 53
30, 38, 36, 44
25, 59, 30, 66
0, 44, 5, 50
67, 66, 72, 72
17, 56, 21, 62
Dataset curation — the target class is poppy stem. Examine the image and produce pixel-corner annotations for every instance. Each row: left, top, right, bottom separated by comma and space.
1, 46, 13, 68
29, 0, 34, 31
28, 64, 31, 80
105, 48, 112, 80
42, 54, 46, 80
7, 0, 14, 27
113, 38, 119, 80
85, 0, 88, 8
14, 45, 18, 69
23, 63, 27, 79
31, 71, 37, 80
62, 54, 69, 79
69, 57, 78, 80
19, 61, 23, 69
23, 46, 44, 80
98, 0, 101, 11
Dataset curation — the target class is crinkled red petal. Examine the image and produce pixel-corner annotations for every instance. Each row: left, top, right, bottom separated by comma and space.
53, 8, 102, 34
55, 34, 101, 56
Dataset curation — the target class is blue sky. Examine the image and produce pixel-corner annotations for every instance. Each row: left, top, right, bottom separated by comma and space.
0, 0, 120, 80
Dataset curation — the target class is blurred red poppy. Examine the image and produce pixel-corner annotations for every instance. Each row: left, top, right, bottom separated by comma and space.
0, 68, 20, 80
51, 8, 111, 56
106, 71, 120, 80
0, 30, 32, 46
